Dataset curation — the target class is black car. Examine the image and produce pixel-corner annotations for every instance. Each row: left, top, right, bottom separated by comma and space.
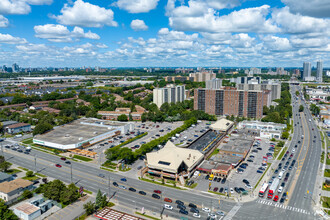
281, 182, 285, 187
190, 207, 199, 213
257, 147, 262, 150
219, 187, 224, 193
138, 191, 146, 195
213, 177, 218, 182
177, 204, 186, 210
221, 178, 226, 184
113, 182, 118, 187
286, 173, 290, 177
281, 157, 285, 161
234, 187, 241, 193
298, 141, 300, 143
65, 161, 71, 164
247, 159, 254, 162
289, 166, 292, 170
284, 176, 288, 182
179, 209, 188, 215
251, 150, 258, 153
152, 194, 160, 199
217, 178, 221, 182
176, 200, 184, 205
243, 179, 249, 184
129, 187, 136, 192
274, 169, 279, 174
4, 145, 10, 148
280, 198, 285, 203
188, 203, 197, 209
205, 175, 210, 180
239, 187, 245, 192
24, 151, 29, 154
17, 149, 23, 153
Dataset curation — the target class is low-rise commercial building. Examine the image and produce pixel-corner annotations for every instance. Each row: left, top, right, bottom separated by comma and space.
0, 172, 13, 183
237, 120, 286, 139
13, 202, 41, 220
5, 123, 31, 134
146, 141, 204, 182
98, 105, 146, 121
33, 118, 134, 150
0, 179, 33, 204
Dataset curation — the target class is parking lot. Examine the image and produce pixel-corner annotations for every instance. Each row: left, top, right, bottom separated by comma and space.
172, 121, 210, 147
193, 138, 275, 197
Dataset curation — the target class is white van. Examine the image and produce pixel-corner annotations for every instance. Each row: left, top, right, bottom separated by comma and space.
278, 171, 284, 180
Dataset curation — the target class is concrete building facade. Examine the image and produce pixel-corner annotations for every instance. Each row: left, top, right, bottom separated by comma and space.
194, 87, 270, 119
317, 60, 323, 82
206, 78, 223, 89
153, 84, 185, 108
189, 71, 216, 82
236, 82, 281, 101
303, 62, 312, 81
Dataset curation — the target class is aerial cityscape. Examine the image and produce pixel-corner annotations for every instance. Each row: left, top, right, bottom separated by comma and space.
0, 0, 329, 220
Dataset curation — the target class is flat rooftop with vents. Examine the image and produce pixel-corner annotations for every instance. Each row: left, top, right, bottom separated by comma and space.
33, 118, 133, 150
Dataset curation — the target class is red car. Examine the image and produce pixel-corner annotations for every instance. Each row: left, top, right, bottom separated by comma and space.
286, 151, 289, 154
290, 153, 293, 157
60, 157, 66, 161
273, 195, 279, 202
164, 198, 172, 203
154, 190, 161, 194
55, 164, 62, 168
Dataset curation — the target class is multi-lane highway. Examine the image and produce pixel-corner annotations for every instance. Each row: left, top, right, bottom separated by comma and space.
1, 85, 324, 219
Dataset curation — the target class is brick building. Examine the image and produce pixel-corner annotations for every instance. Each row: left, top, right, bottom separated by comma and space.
194, 87, 270, 119
98, 105, 146, 120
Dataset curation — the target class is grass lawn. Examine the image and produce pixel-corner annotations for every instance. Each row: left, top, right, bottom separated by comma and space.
321, 152, 325, 163
323, 183, 330, 191
273, 146, 282, 159
100, 167, 116, 172
326, 154, 330, 165
208, 190, 226, 196
83, 189, 93, 194
185, 183, 198, 189
324, 169, 330, 178
135, 212, 160, 220
18, 167, 29, 172
207, 148, 220, 159
35, 173, 47, 177
277, 147, 287, 160
73, 155, 93, 162
321, 196, 330, 214
21, 137, 33, 145
22, 176, 39, 181
138, 177, 186, 190
5, 169, 21, 175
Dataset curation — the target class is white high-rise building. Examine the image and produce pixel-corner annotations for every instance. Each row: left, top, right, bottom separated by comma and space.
206, 78, 222, 89
317, 61, 323, 82
303, 62, 312, 81
153, 84, 185, 108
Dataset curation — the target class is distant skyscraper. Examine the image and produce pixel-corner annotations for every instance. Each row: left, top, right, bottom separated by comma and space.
303, 62, 311, 81
12, 63, 19, 73
317, 61, 323, 82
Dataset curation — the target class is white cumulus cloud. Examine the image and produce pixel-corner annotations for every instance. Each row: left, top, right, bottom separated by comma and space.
0, 15, 9, 27
54, 0, 117, 27
114, 0, 159, 13
34, 24, 100, 42
282, 0, 330, 18
130, 19, 148, 31
167, 1, 279, 34
0, 33, 27, 44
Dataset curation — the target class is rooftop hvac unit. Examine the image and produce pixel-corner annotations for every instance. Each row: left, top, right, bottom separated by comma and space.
65, 134, 70, 137
94, 131, 97, 134
78, 137, 83, 141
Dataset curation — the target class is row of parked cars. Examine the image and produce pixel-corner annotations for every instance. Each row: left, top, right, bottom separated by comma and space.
5, 144, 31, 154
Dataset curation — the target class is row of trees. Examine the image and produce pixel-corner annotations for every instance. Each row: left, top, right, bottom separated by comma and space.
105, 117, 197, 164
35, 180, 80, 205
83, 190, 108, 215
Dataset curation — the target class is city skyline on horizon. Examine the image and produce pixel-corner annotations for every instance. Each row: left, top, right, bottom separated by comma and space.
0, 0, 329, 67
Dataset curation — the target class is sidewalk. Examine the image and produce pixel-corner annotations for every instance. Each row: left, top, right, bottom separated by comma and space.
45, 195, 94, 220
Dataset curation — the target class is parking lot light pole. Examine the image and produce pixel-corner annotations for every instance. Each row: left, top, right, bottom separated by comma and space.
34, 155, 37, 173
70, 163, 73, 183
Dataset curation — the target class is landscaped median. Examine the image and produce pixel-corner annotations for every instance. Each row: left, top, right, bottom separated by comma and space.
138, 177, 186, 190
254, 163, 272, 190
115, 132, 148, 148
277, 146, 288, 160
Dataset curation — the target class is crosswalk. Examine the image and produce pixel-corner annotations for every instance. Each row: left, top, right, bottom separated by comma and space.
256, 199, 311, 215
223, 204, 241, 220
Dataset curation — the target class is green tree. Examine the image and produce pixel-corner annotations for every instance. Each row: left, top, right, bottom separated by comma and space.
295, 91, 299, 96
33, 122, 53, 136
281, 131, 289, 139
0, 199, 18, 220
60, 183, 79, 205
83, 201, 96, 215
95, 189, 102, 209
117, 114, 128, 121
0, 161, 11, 172
26, 171, 34, 177
22, 190, 33, 199
129, 113, 133, 121
299, 105, 304, 112
43, 180, 66, 202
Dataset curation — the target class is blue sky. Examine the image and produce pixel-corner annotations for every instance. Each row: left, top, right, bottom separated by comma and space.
0, 0, 329, 67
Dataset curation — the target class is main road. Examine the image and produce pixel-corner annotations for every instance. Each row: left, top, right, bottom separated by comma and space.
1, 85, 323, 219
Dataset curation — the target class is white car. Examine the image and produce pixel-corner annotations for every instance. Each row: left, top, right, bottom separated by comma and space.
193, 213, 201, 218
202, 207, 211, 213
246, 184, 252, 189
292, 148, 295, 153
208, 213, 217, 218
163, 204, 173, 210
278, 186, 283, 193
119, 185, 126, 190
230, 188, 234, 194
216, 211, 225, 216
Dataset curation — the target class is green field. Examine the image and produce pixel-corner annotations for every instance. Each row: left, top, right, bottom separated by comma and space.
73, 155, 93, 162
